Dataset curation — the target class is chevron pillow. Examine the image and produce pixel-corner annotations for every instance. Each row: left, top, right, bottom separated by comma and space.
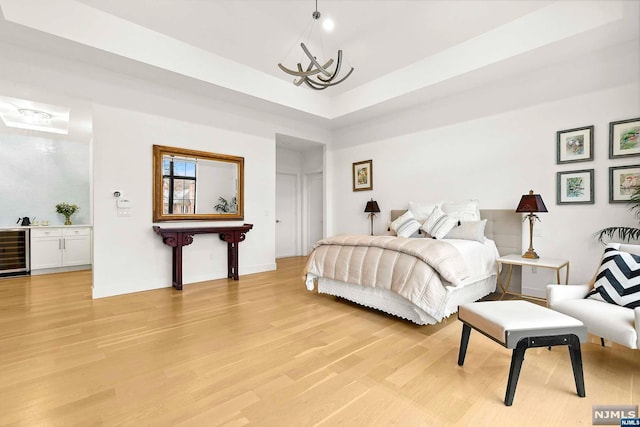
586, 246, 640, 309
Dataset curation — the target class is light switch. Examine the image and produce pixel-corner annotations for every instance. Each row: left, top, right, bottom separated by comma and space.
116, 199, 132, 217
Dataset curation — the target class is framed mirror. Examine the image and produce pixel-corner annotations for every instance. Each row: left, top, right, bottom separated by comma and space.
153, 145, 244, 222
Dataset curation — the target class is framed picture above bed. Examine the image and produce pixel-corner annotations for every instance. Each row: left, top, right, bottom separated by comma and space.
556, 125, 594, 164
352, 159, 373, 191
609, 118, 640, 159
609, 165, 640, 203
556, 169, 594, 205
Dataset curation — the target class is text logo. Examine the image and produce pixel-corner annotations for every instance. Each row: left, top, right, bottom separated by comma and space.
592, 405, 638, 425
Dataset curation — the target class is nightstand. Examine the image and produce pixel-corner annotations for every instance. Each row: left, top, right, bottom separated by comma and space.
496, 254, 569, 299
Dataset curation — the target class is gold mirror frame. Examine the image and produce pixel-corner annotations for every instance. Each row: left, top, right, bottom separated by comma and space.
153, 145, 244, 222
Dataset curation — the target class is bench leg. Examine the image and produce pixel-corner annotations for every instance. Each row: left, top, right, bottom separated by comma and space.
504, 340, 527, 406
458, 323, 471, 366
568, 334, 586, 397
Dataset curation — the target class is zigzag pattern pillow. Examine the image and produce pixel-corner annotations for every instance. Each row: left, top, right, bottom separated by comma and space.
586, 246, 640, 308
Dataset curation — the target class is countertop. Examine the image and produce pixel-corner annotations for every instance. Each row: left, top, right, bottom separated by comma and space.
0, 224, 93, 231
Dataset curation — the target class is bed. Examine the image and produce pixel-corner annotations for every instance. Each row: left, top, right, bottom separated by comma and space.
304, 208, 521, 325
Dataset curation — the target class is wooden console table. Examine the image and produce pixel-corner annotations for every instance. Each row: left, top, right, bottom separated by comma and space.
153, 224, 253, 290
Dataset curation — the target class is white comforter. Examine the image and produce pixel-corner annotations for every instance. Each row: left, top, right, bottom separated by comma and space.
304, 234, 493, 321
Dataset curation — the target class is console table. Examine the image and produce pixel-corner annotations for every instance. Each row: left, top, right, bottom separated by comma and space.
153, 224, 253, 290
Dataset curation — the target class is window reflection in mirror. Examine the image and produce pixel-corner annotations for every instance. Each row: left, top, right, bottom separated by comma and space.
153, 145, 244, 222
163, 156, 197, 214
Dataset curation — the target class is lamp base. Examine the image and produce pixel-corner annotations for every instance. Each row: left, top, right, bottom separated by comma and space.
522, 249, 539, 259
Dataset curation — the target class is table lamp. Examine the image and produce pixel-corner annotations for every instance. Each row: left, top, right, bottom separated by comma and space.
516, 190, 548, 259
364, 199, 380, 236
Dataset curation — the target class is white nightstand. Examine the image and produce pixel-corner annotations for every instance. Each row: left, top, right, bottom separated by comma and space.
496, 254, 569, 299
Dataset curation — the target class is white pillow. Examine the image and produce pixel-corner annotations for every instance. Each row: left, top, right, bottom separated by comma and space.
408, 201, 441, 222
390, 210, 421, 238
421, 206, 458, 239
444, 220, 487, 242
441, 199, 481, 222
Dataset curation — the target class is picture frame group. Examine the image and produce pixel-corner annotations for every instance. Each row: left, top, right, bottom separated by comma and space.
556, 117, 639, 205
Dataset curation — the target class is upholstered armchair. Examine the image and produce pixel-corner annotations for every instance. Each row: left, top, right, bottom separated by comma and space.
546, 243, 639, 350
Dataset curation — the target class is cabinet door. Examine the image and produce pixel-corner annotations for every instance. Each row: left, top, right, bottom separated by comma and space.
31, 237, 63, 269
62, 235, 91, 266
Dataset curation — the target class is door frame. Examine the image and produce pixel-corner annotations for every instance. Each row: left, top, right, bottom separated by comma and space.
303, 171, 323, 253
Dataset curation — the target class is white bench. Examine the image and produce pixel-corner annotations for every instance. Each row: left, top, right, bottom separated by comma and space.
457, 300, 587, 406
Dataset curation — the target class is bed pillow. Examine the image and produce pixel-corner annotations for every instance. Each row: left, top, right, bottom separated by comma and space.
408, 201, 441, 222
586, 245, 640, 308
390, 210, 421, 238
386, 221, 422, 237
441, 199, 481, 222
444, 220, 487, 243
421, 206, 458, 239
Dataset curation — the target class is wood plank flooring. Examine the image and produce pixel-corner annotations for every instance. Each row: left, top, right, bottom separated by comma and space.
0, 257, 637, 426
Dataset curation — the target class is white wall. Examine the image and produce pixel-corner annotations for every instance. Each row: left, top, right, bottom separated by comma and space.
0, 133, 90, 226
92, 105, 277, 297
328, 83, 640, 291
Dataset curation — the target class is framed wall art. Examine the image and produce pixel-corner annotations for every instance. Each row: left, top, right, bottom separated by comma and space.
609, 118, 640, 158
352, 159, 373, 192
556, 169, 594, 205
609, 165, 640, 203
556, 125, 594, 164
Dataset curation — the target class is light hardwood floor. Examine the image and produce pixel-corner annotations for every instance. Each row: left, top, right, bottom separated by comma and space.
0, 257, 637, 426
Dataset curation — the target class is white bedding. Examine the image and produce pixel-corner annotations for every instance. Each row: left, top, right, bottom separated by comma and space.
444, 237, 500, 284
305, 235, 499, 324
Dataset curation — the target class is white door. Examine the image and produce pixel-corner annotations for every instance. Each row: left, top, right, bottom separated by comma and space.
307, 172, 323, 252
276, 173, 297, 258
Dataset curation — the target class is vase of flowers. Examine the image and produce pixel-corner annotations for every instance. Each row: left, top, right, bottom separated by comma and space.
56, 202, 79, 225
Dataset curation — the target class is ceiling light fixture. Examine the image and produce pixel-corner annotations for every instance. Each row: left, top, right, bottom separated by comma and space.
278, 0, 354, 90
18, 108, 52, 125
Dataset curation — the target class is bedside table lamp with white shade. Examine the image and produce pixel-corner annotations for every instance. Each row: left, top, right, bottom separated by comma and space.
516, 190, 548, 259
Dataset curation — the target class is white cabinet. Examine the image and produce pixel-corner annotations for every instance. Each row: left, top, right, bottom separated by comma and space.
30, 228, 62, 269
61, 228, 91, 266
31, 227, 92, 271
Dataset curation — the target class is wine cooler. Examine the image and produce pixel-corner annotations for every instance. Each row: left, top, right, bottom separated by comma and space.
0, 229, 30, 276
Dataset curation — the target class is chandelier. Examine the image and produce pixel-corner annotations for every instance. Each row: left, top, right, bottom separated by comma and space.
278, 1, 354, 90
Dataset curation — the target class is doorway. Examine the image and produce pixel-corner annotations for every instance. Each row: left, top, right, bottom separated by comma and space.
275, 135, 324, 259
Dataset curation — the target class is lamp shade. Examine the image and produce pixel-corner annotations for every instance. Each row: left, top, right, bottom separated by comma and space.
364, 200, 380, 213
516, 190, 548, 213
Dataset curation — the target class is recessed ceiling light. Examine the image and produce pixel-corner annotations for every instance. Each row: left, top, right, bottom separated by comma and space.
18, 108, 52, 125
0, 96, 70, 135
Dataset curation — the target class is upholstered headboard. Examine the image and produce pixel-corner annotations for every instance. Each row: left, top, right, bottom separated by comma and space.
389, 209, 521, 257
